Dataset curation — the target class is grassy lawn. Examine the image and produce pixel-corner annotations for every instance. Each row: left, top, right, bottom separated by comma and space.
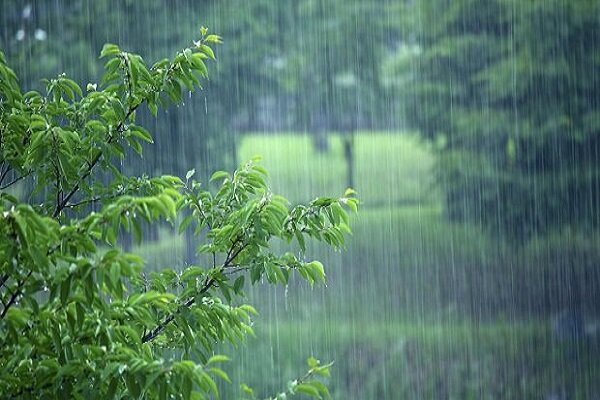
219, 320, 600, 399
238, 131, 439, 206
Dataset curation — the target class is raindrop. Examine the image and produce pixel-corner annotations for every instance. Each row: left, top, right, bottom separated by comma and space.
34, 29, 47, 41
22, 4, 32, 19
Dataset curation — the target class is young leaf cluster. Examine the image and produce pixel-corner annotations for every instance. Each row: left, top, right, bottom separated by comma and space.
241, 357, 333, 400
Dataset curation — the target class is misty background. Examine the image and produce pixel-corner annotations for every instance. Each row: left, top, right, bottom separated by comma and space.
2, 1, 599, 398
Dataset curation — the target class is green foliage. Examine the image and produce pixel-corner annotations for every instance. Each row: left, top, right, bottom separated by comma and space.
0, 1, 242, 177
0, 0, 397, 150
394, 0, 600, 240
0, 29, 356, 399
239, 357, 333, 400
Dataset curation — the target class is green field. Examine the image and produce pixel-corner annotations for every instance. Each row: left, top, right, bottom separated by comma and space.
219, 321, 600, 399
238, 131, 439, 206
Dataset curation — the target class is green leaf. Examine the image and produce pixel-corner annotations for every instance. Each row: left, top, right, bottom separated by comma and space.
130, 125, 153, 143
295, 383, 321, 398
61, 78, 83, 98
210, 170, 229, 182
233, 275, 245, 293
182, 376, 192, 399
308, 380, 330, 399
148, 101, 158, 117
60, 276, 72, 305
106, 377, 119, 399
180, 266, 205, 282
124, 374, 142, 399
343, 187, 357, 197
100, 43, 121, 58
307, 357, 319, 369
209, 367, 231, 383
241, 383, 254, 396
205, 34, 223, 44
207, 355, 230, 364
199, 44, 216, 60
295, 231, 306, 252
305, 261, 325, 284
179, 215, 194, 234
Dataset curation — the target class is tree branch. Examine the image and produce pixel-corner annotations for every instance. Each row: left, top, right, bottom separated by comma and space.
140, 198, 256, 344
52, 53, 183, 219
141, 276, 216, 343
52, 105, 139, 218
0, 270, 32, 320
0, 162, 11, 186
0, 173, 27, 190
64, 185, 127, 209
141, 241, 249, 344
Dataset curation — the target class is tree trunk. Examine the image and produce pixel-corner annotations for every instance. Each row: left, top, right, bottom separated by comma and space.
343, 131, 355, 189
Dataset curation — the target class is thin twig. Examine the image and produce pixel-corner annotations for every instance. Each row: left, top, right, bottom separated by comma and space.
0, 174, 26, 190
222, 266, 248, 276
0, 163, 10, 186
54, 161, 62, 213
64, 196, 103, 208
141, 241, 249, 344
0, 270, 32, 320
0, 274, 9, 288
141, 276, 215, 343
224, 241, 248, 267
225, 234, 243, 264
64, 186, 127, 209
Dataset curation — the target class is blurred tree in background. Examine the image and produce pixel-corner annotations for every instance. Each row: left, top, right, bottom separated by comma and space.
0, 0, 394, 169
393, 0, 600, 240
6, 0, 595, 242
